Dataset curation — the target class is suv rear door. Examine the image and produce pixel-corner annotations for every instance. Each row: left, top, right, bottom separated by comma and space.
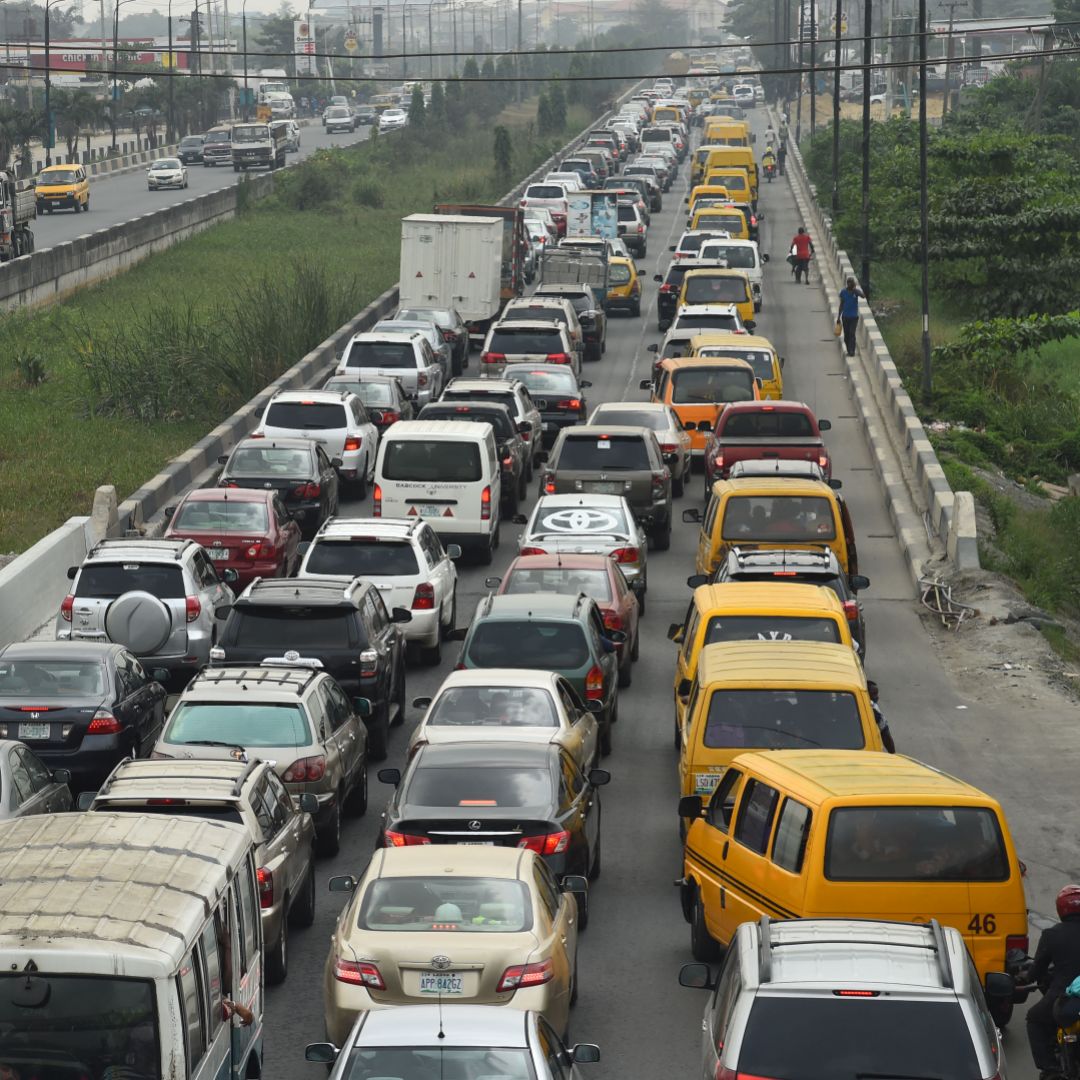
262, 400, 351, 460
341, 338, 421, 398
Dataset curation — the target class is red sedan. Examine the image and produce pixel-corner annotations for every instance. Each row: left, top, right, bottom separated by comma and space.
164, 488, 301, 589
492, 553, 640, 687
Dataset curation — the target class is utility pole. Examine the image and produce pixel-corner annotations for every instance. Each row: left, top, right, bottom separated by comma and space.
515, 0, 522, 101
941, 0, 966, 116
860, 0, 871, 292
831, 0, 841, 217
783, 0, 792, 114
809, 0, 817, 137
796, 0, 804, 142
918, 0, 932, 397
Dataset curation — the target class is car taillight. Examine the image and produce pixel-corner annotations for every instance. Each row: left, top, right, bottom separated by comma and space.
603, 611, 623, 632
715, 452, 725, 473
556, 398, 582, 411
610, 547, 639, 564
502, 455, 514, 469
496, 958, 554, 992
660, 442, 677, 454
359, 647, 379, 677
293, 482, 321, 499
60, 594, 74, 621
651, 471, 667, 491
585, 664, 604, 700
185, 596, 201, 623
441, 329, 456, 341
373, 483, 382, 516
481, 485, 492, 521
1007, 934, 1029, 954
637, 224, 644, 233
245, 542, 275, 559
344, 436, 362, 452
519, 546, 547, 556
249, 432, 265, 439
412, 582, 436, 610
257, 866, 274, 909
481, 352, 505, 365
546, 353, 572, 364
818, 453, 829, 468
842, 600, 859, 621
380, 410, 399, 425
417, 373, 428, 388
384, 830, 431, 847
87, 710, 122, 735
542, 473, 555, 494
518, 830, 570, 856
333, 957, 386, 988
282, 755, 326, 782
659, 283, 674, 293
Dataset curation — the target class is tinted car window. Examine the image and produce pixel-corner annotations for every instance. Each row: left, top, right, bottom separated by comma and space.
343, 341, 416, 369
165, 702, 313, 746
382, 440, 482, 482
684, 277, 749, 304
703, 689, 865, 750
305, 539, 419, 576
265, 402, 347, 430
702, 615, 841, 645
487, 329, 564, 354
227, 446, 311, 476
0, 660, 106, 696
359, 877, 533, 933
616, 205, 637, 222
526, 185, 565, 199
427, 686, 558, 728
173, 500, 269, 532
700, 244, 756, 268
556, 435, 650, 470
422, 407, 514, 439
723, 411, 814, 438
405, 765, 553, 808
75, 564, 184, 600
467, 621, 589, 668
673, 313, 741, 332
672, 367, 754, 404
737, 998, 981, 1080
721, 495, 837, 541
514, 370, 578, 395
608, 263, 632, 285
591, 409, 666, 430
504, 568, 612, 602
228, 607, 360, 648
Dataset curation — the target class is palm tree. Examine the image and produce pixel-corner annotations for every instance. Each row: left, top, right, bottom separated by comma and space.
53, 89, 102, 161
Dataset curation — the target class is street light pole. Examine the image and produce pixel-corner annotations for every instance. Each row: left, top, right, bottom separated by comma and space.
402, 3, 407, 78
918, 0, 932, 396
427, 0, 434, 79
167, 0, 175, 141
830, 0, 841, 217
43, 0, 51, 165
241, 0, 249, 119
860, 0, 871, 293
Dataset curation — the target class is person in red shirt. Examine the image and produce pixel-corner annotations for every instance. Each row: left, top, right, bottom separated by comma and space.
789, 227, 815, 284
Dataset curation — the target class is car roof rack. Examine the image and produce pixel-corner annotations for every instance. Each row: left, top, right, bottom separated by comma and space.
97, 756, 262, 798
194, 666, 320, 694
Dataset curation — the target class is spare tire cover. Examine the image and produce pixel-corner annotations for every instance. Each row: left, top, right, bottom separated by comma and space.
105, 591, 174, 654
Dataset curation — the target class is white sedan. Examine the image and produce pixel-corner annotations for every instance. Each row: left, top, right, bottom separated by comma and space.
147, 158, 188, 190
408, 668, 601, 773
378, 108, 408, 132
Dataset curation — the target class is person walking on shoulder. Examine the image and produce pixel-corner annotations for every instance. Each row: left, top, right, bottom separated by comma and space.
789, 227, 814, 284
838, 276, 865, 356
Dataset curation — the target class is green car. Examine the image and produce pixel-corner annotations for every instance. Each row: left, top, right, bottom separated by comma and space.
449, 593, 623, 756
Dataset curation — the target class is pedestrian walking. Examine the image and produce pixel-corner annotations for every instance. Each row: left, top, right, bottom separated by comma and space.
777, 142, 787, 175
837, 276, 865, 356
789, 227, 814, 284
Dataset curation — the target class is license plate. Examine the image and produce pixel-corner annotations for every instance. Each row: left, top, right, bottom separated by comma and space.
18, 723, 49, 740
695, 772, 723, 795
419, 972, 464, 994
419, 504, 444, 517
461, 840, 494, 846
587, 482, 621, 495
206, 548, 230, 560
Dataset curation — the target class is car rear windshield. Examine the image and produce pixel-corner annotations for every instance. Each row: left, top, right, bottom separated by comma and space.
165, 701, 313, 747
467, 621, 590, 669
427, 686, 558, 728
173, 500, 269, 533
180, 137, 203, 147
703, 689, 865, 750
505, 567, 612, 602
0, 974, 161, 1080
514, 369, 577, 395
527, 185, 564, 199
609, 263, 632, 284
722, 410, 815, 437
501, 306, 568, 327
532, 500, 630, 537
591, 409, 666, 431
341, 1049, 531, 1078
305, 538, 420, 576
228, 607, 360, 648
684, 277, 749, 304
721, 495, 837, 541
677, 234, 709, 254
0, 660, 106, 697
671, 367, 754, 404
75, 563, 185, 600
359, 877, 533, 933
382, 440, 483, 482
351, 382, 394, 405
700, 243, 755, 268
443, 389, 517, 416
616, 205, 637, 222
265, 402, 346, 431
343, 340, 416, 369
738, 998, 982, 1080
708, 174, 748, 192
700, 350, 773, 382
826, 806, 1009, 881
487, 328, 563, 354
557, 434, 650, 470
227, 445, 311, 477
703, 614, 841, 645
424, 408, 514, 438
399, 308, 451, 327
696, 214, 746, 233
103, 802, 246, 826
406, 765, 553, 808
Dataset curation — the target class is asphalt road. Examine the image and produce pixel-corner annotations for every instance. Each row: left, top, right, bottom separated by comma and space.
27, 123, 372, 250
257, 111, 1060, 1080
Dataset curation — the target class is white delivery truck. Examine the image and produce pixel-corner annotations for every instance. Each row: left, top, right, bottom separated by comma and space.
398, 213, 503, 329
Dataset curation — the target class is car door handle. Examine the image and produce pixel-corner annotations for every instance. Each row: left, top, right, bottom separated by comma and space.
561, 936, 567, 945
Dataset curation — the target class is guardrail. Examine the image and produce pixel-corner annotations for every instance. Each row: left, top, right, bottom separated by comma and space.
782, 118, 978, 580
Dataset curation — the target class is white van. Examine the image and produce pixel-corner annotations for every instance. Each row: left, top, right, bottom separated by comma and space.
0, 812, 263, 1080
374, 419, 501, 563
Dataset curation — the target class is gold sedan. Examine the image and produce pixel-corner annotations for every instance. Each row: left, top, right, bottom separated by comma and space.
323, 845, 585, 1045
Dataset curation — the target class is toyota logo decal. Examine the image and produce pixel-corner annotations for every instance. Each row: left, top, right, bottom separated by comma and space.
430, 955, 452, 969
467, 820, 482, 831
539, 508, 622, 534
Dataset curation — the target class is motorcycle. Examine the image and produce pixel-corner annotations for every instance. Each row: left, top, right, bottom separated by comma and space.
1012, 953, 1080, 1079
764, 161, 777, 183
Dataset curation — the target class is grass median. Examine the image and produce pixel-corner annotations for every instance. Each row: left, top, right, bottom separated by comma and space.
0, 100, 593, 554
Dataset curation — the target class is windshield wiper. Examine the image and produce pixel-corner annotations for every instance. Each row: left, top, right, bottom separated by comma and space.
183, 740, 248, 751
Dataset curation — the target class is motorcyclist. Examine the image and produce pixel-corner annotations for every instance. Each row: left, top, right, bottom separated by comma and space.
762, 145, 777, 177
1028, 885, 1080, 1079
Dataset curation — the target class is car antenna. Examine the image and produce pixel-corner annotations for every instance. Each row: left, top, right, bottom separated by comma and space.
437, 991, 446, 1040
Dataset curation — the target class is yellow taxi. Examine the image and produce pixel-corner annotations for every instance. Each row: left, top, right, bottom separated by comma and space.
689, 205, 749, 240
702, 167, 753, 203
679, 749, 1029, 987
605, 255, 641, 316
35, 164, 89, 213
704, 121, 751, 149
677, 268, 754, 326
687, 333, 784, 399
686, 476, 858, 577
700, 146, 758, 197
686, 183, 731, 216
668, 583, 856, 738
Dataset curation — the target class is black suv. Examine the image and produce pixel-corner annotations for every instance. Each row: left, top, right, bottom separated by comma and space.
213, 576, 410, 758
695, 547, 871, 658
417, 401, 529, 511
534, 283, 606, 363
653, 258, 722, 332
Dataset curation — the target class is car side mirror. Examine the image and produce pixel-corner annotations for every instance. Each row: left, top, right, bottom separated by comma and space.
584, 699, 603, 714
353, 697, 372, 717
677, 677, 692, 699
646, 343, 659, 354
391, 607, 412, 623
818, 419, 832, 431
328, 875, 357, 893
297, 541, 311, 557
667, 622, 684, 642
984, 972, 1014, 1002
653, 273, 664, 282
511, 514, 529, 525
446, 544, 463, 560
330, 456, 344, 468
412, 696, 432, 710
163, 505, 176, 520
682, 508, 702, 524
571, 1043, 601, 1064
370, 410, 384, 425
517, 421, 532, 435
76, 790, 96, 811
298, 792, 319, 814
52, 768, 72, 785
745, 320, 756, 332
638, 379, 653, 391
214, 603, 233, 619
580, 379, 592, 388
828, 478, 843, 490
850, 574, 871, 592
67, 566, 78, 581
536, 450, 549, 464
588, 768, 611, 787
669, 245, 677, 252
761, 253, 770, 262
217, 454, 229, 465
679, 794, 704, 819
221, 569, 239, 585
697, 420, 712, 433
780, 355, 786, 368
678, 961, 715, 990
151, 667, 170, 684
377, 767, 401, 786
561, 874, 588, 894
304, 1044, 339, 1064
446, 627, 468, 641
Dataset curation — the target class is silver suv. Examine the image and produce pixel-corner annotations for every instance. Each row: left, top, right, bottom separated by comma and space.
83, 757, 318, 985
151, 665, 368, 857
679, 917, 1013, 1080
338, 331, 443, 406
57, 539, 235, 682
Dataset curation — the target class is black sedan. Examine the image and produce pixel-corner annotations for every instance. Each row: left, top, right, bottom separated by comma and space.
376, 741, 608, 915
0, 642, 167, 792
322, 373, 414, 436
218, 435, 340, 540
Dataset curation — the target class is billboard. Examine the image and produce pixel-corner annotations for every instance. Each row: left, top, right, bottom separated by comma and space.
566, 192, 618, 238
294, 18, 317, 75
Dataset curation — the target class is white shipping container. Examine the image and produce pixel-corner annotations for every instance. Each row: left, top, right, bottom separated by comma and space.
398, 214, 503, 323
